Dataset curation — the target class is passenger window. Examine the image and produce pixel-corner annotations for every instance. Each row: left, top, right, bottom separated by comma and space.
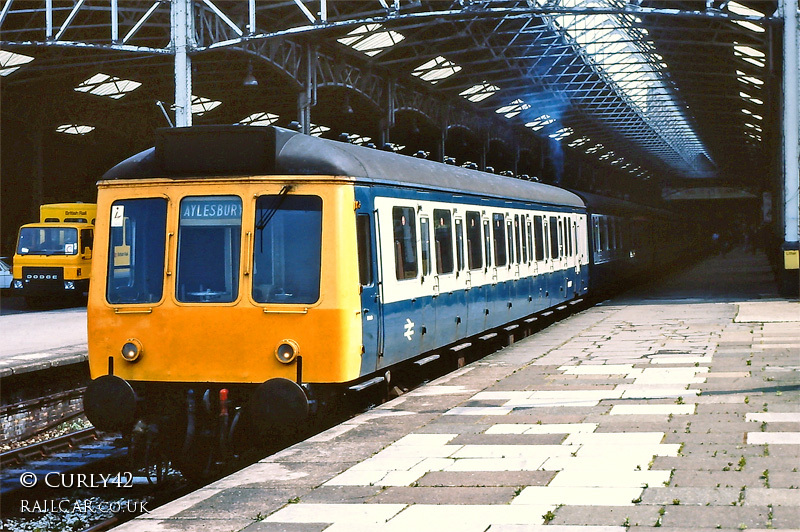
393, 206, 418, 280
253, 195, 322, 303
434, 209, 454, 274
177, 195, 242, 303
420, 217, 432, 276
466, 211, 482, 270
455, 218, 464, 271
483, 220, 492, 268
514, 215, 522, 264
599, 217, 608, 251
493, 214, 506, 266
550, 216, 560, 259
534, 215, 545, 261
356, 214, 372, 286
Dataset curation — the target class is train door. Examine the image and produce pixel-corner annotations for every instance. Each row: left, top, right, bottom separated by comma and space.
465, 210, 485, 336
355, 193, 382, 372
419, 213, 437, 353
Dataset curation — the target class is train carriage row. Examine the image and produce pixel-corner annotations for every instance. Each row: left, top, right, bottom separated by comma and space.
82, 125, 696, 474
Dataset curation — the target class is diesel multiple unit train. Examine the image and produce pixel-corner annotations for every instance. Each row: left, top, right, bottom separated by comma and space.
83, 126, 696, 473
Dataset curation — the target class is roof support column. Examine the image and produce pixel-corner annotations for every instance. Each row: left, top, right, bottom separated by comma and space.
781, 0, 799, 294
171, 0, 193, 127
298, 42, 317, 135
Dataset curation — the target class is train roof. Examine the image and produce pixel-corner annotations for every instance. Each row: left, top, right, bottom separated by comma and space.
102, 125, 584, 209
569, 189, 681, 220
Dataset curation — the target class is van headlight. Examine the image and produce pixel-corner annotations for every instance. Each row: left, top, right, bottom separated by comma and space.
275, 340, 299, 364
121, 339, 143, 362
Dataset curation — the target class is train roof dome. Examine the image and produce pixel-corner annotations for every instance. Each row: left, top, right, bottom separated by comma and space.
103, 125, 584, 208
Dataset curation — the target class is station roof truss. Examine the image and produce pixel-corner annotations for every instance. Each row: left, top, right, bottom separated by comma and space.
0, 0, 781, 187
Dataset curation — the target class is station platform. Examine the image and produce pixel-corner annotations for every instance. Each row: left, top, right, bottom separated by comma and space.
62, 251, 800, 530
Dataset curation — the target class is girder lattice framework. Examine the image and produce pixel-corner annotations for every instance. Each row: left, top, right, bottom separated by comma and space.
0, 0, 781, 181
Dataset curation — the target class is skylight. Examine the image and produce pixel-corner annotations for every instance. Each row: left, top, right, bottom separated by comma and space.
740, 91, 764, 105
460, 82, 500, 103
0, 50, 34, 76
734, 43, 765, 68
727, 1, 766, 33
496, 99, 531, 119
338, 24, 405, 57
56, 124, 95, 135
736, 70, 764, 86
549, 127, 574, 141
74, 73, 142, 99
411, 56, 461, 84
239, 112, 279, 126
346, 134, 372, 145
309, 124, 330, 137
568, 136, 590, 148
524, 114, 555, 131
535, 0, 711, 172
191, 95, 222, 116
585, 143, 604, 154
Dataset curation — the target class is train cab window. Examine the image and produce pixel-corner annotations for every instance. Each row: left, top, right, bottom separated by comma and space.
492, 214, 506, 266
533, 215, 545, 261
483, 220, 492, 268
420, 217, 432, 276
252, 195, 322, 303
549, 216, 560, 260
514, 215, 522, 264
466, 211, 482, 270
106, 198, 167, 304
177, 196, 242, 303
434, 209, 454, 274
80, 229, 94, 255
356, 214, 373, 286
392, 206, 418, 280
455, 218, 465, 271
521, 217, 528, 263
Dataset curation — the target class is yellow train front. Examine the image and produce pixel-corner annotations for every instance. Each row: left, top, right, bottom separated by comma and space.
84, 127, 370, 473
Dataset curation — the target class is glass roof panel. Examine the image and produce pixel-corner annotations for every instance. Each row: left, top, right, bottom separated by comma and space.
496, 98, 531, 119
191, 95, 222, 115
411, 56, 461, 84
525, 114, 555, 131
460, 81, 500, 102
56, 124, 95, 135
74, 72, 142, 99
535, 0, 712, 173
0, 50, 34, 76
239, 112, 279, 126
338, 23, 405, 57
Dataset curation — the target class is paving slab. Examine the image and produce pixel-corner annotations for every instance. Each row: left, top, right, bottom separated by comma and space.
107, 250, 800, 532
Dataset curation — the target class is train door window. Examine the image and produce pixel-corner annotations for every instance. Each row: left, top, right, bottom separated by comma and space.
514, 215, 522, 264
506, 219, 514, 266
253, 195, 322, 303
599, 217, 608, 251
533, 215, 545, 261
455, 218, 465, 271
466, 211, 482, 270
492, 213, 507, 266
176, 196, 242, 303
483, 219, 492, 268
433, 209, 454, 274
520, 216, 528, 263
392, 206, 417, 280
526, 218, 533, 264
549, 216, 560, 260
609, 218, 617, 249
106, 198, 168, 304
593, 216, 601, 253
356, 214, 373, 286
420, 216, 432, 276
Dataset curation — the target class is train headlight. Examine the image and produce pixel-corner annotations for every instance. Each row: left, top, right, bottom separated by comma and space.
121, 338, 143, 362
275, 340, 299, 364
64, 281, 75, 290
12, 280, 23, 289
